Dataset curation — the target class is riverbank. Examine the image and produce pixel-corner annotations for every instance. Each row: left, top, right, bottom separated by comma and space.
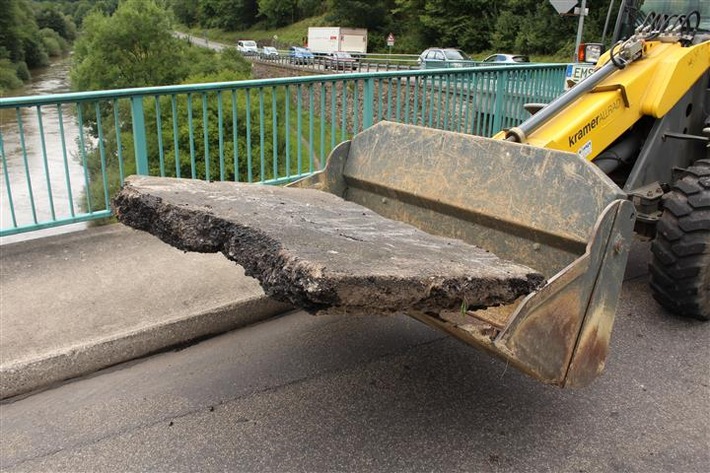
0, 54, 72, 99
0, 55, 88, 244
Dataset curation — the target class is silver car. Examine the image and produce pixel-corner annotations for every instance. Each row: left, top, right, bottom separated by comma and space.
260, 46, 279, 59
418, 48, 475, 69
482, 53, 530, 64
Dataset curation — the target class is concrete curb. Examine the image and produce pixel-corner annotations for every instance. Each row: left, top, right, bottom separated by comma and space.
1, 296, 293, 400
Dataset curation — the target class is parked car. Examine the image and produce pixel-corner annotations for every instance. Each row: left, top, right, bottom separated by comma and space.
260, 46, 279, 59
322, 51, 357, 71
237, 40, 258, 56
418, 48, 475, 69
289, 46, 315, 65
482, 53, 530, 64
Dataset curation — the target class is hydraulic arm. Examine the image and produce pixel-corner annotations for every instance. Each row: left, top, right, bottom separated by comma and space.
496, 15, 710, 164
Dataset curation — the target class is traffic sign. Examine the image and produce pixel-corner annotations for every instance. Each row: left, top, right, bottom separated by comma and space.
387, 33, 395, 47
549, 0, 577, 14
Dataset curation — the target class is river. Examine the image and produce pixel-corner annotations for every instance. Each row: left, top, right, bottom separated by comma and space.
1, 55, 88, 244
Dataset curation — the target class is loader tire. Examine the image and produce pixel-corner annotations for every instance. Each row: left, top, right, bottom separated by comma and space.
650, 159, 710, 321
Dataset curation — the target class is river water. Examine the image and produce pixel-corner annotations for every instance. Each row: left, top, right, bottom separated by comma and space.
1, 56, 88, 244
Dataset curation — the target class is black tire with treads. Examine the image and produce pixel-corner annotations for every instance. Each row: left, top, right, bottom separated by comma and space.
650, 159, 710, 321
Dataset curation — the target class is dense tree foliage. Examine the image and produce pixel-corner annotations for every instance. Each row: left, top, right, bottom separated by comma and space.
417, 0, 495, 54
257, 0, 298, 28
170, 0, 325, 30
325, 0, 393, 30
71, 0, 189, 90
196, 0, 259, 31
0, 0, 81, 93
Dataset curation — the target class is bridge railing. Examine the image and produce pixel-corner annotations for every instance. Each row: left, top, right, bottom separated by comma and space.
0, 64, 566, 237
253, 51, 422, 72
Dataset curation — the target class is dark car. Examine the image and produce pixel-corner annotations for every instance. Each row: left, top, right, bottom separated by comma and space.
482, 54, 530, 64
323, 51, 357, 71
418, 48, 475, 69
289, 46, 315, 65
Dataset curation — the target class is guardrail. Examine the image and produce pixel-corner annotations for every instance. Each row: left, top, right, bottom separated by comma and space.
252, 53, 507, 73
0, 64, 566, 237
252, 51, 421, 72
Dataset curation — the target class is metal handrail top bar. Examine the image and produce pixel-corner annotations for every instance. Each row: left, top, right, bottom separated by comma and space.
0, 63, 566, 108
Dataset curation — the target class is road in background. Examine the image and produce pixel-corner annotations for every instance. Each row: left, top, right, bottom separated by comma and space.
173, 31, 419, 72
173, 31, 228, 51
1, 241, 708, 472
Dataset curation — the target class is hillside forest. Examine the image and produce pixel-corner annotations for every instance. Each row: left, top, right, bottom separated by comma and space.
172, 0, 620, 56
1, 0, 620, 93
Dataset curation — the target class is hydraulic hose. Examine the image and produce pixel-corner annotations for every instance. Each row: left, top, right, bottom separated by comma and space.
592, 132, 643, 173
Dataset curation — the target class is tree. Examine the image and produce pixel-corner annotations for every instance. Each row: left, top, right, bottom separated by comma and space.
0, 0, 25, 63
418, 0, 496, 51
258, 0, 297, 28
492, 0, 620, 57
170, 0, 199, 27
518, 2, 572, 54
66, 0, 96, 28
0, 0, 49, 68
71, 0, 188, 90
325, 0, 393, 30
35, 4, 76, 40
198, 0, 259, 31
390, 0, 428, 51
296, 0, 325, 18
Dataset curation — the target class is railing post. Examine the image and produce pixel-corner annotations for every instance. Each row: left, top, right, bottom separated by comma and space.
492, 70, 508, 135
130, 96, 149, 175
363, 78, 375, 130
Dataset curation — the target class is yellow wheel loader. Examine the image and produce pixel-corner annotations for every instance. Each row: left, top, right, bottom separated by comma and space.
115, 0, 708, 388
495, 0, 709, 321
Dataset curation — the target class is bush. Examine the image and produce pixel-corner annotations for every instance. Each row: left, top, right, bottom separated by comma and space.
22, 35, 49, 68
15, 61, 30, 82
41, 36, 61, 57
0, 60, 23, 93
40, 28, 70, 57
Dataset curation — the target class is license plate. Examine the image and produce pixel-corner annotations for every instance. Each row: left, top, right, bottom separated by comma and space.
565, 64, 595, 89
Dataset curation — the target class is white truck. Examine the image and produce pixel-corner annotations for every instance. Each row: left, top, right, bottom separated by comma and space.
307, 27, 368, 56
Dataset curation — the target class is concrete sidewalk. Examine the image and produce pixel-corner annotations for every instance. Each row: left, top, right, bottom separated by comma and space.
0, 224, 292, 400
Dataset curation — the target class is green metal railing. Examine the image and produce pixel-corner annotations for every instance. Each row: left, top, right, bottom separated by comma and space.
0, 64, 566, 237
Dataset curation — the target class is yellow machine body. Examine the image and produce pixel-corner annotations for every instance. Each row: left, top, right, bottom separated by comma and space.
494, 40, 710, 162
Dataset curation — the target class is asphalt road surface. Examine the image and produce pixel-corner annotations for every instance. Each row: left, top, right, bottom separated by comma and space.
1, 241, 708, 472
173, 31, 228, 51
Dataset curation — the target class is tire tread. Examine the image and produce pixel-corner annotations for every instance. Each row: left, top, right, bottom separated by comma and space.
650, 160, 710, 320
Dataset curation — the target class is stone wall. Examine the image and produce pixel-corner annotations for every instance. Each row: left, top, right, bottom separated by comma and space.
251, 61, 326, 80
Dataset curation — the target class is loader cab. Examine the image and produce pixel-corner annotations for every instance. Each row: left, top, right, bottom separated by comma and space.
571, 0, 710, 83
612, 0, 710, 43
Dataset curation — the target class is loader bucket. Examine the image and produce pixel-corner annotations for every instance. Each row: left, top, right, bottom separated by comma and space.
292, 121, 635, 387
